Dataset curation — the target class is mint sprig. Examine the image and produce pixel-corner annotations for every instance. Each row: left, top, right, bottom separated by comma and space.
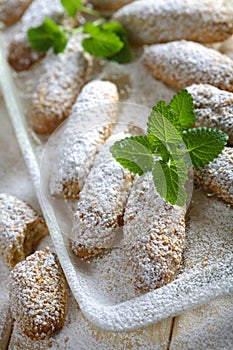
110, 90, 228, 206
27, 1, 131, 64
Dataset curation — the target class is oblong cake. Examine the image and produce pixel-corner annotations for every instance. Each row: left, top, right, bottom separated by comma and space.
71, 133, 134, 259
0, 193, 48, 268
142, 40, 233, 92
123, 173, 186, 292
90, 0, 134, 14
29, 37, 89, 134
186, 84, 233, 146
113, 0, 233, 45
49, 80, 119, 199
194, 147, 233, 204
9, 248, 67, 340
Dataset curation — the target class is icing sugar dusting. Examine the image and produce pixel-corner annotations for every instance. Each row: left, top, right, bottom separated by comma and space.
0, 0, 33, 26
187, 83, 233, 145
49, 80, 119, 199
113, 0, 233, 44
0, 193, 48, 268
71, 133, 134, 259
194, 147, 233, 204
10, 248, 67, 340
29, 37, 88, 134
123, 173, 186, 291
143, 40, 233, 92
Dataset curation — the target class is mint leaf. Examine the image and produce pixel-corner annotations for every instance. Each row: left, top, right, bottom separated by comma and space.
27, 17, 68, 54
148, 133, 170, 161
61, 0, 100, 17
102, 21, 126, 37
153, 101, 182, 133
126, 135, 153, 150
147, 107, 183, 152
112, 159, 144, 175
152, 158, 188, 206
102, 21, 131, 63
82, 22, 124, 58
61, 0, 83, 17
110, 136, 154, 175
182, 128, 228, 168
82, 21, 131, 63
169, 89, 195, 129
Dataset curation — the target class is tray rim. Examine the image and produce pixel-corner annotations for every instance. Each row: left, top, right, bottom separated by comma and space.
0, 33, 232, 332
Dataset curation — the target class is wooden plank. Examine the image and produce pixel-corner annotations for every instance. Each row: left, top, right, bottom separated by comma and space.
170, 295, 233, 350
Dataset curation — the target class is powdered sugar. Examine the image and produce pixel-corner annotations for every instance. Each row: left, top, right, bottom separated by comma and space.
123, 173, 186, 291
143, 40, 233, 92
10, 248, 67, 340
194, 147, 233, 204
114, 0, 233, 44
29, 37, 89, 134
71, 133, 134, 259
2, 49, 232, 334
0, 193, 48, 268
49, 80, 119, 198
0, 257, 13, 350
187, 84, 233, 145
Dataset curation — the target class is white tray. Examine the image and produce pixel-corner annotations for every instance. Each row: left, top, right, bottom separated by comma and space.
0, 33, 232, 332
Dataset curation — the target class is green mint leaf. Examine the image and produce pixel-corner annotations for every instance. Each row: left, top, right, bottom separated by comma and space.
147, 106, 183, 155
125, 135, 153, 150
152, 158, 188, 206
110, 136, 155, 175
102, 21, 126, 36
148, 133, 170, 162
61, 0, 83, 17
153, 101, 182, 133
182, 128, 228, 168
147, 102, 185, 162
82, 22, 124, 58
27, 17, 68, 54
102, 21, 131, 63
112, 158, 144, 175
169, 89, 195, 129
